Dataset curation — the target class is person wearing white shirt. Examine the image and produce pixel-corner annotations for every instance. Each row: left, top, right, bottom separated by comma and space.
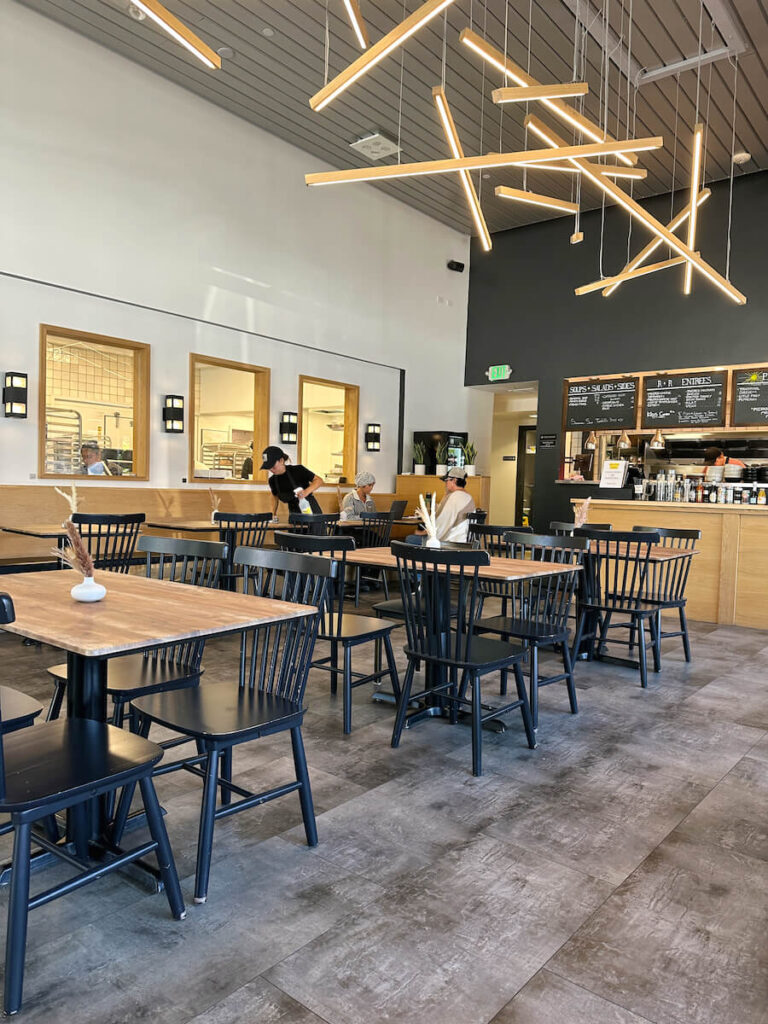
408, 467, 476, 544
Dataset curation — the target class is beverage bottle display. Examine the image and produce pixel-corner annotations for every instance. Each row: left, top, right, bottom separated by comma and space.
294, 487, 311, 513
742, 487, 751, 504
709, 484, 717, 503
696, 481, 704, 503
759, 489, 767, 506
749, 487, 758, 505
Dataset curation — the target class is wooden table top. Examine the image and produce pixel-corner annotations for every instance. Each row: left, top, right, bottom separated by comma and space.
145, 519, 296, 532
2, 524, 69, 538
594, 542, 700, 563
0, 571, 314, 658
343, 547, 580, 581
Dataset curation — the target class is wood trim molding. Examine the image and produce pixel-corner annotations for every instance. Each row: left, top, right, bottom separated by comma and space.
298, 375, 360, 484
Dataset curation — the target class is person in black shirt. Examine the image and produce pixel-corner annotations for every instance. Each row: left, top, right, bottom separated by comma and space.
260, 445, 324, 517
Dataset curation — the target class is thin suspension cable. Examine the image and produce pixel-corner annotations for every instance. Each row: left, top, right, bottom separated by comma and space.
702, 18, 714, 182
626, 80, 638, 259
694, 0, 704, 122
499, 0, 509, 154
397, 0, 406, 163
478, 0, 487, 201
669, 73, 680, 224
523, 0, 533, 190
726, 55, 739, 280
441, 7, 447, 89
599, 0, 609, 278
625, 0, 635, 261
615, 0, 625, 141
324, 0, 330, 85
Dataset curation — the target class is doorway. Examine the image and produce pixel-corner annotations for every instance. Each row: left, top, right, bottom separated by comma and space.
515, 425, 537, 526
487, 383, 538, 526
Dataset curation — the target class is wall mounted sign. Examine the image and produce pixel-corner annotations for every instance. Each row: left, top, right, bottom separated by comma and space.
642, 371, 726, 428
731, 368, 768, 427
564, 378, 638, 430
538, 433, 558, 449
486, 363, 513, 382
599, 460, 628, 488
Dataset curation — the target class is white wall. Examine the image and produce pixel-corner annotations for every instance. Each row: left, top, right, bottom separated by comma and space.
0, 2, 492, 490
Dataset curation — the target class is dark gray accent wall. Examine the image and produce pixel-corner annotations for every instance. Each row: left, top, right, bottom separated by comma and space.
465, 171, 768, 531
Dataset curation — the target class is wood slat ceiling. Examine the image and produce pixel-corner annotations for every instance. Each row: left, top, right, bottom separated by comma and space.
14, 0, 768, 237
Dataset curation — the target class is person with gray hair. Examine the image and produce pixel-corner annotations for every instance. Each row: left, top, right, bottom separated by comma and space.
341, 471, 376, 518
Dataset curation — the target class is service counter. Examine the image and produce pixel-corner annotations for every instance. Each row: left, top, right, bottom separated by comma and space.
572, 498, 768, 628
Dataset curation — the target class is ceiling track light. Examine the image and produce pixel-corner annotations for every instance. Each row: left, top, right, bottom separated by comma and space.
432, 87, 491, 252
492, 83, 589, 104
575, 256, 687, 295
495, 185, 579, 215
129, 0, 221, 68
460, 28, 637, 167
524, 114, 746, 305
310, 0, 455, 111
342, 0, 369, 49
683, 124, 704, 296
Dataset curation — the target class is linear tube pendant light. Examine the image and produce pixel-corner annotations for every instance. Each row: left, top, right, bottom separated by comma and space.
495, 185, 579, 215
603, 189, 711, 297
575, 256, 687, 295
516, 161, 648, 180
492, 83, 589, 104
304, 136, 662, 187
432, 87, 491, 251
460, 28, 637, 166
683, 124, 704, 295
524, 115, 746, 305
310, 0, 456, 111
342, 0, 369, 49
129, 0, 221, 68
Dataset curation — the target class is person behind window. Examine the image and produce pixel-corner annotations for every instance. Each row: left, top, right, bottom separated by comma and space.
80, 442, 112, 476
341, 472, 376, 519
241, 443, 254, 479
704, 446, 746, 468
407, 467, 476, 544
261, 445, 323, 519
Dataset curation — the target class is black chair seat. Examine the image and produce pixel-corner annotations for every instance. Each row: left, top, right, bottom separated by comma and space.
581, 596, 662, 617
0, 719, 162, 812
372, 596, 459, 620
454, 633, 525, 670
47, 655, 202, 698
475, 615, 566, 643
0, 687, 43, 735
132, 682, 304, 742
320, 613, 399, 641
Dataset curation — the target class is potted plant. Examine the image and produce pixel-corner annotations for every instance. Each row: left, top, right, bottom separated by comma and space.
463, 441, 478, 476
435, 440, 449, 477
413, 440, 427, 475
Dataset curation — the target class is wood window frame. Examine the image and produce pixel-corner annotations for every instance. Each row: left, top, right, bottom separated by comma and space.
297, 375, 360, 483
38, 324, 150, 481
188, 353, 271, 484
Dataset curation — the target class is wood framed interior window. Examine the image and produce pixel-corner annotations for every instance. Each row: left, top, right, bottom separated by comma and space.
38, 324, 150, 480
298, 375, 359, 484
189, 354, 270, 483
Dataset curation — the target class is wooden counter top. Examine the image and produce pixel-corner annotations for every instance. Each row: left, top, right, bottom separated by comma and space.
571, 498, 768, 515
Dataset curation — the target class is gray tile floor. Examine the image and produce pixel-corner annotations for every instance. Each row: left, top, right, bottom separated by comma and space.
1, 602, 767, 1024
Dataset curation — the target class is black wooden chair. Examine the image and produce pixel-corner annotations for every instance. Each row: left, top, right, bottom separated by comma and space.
467, 524, 533, 620
0, 593, 185, 1016
474, 532, 588, 730
275, 532, 400, 734
213, 512, 271, 590
550, 521, 612, 535
390, 542, 535, 777
631, 525, 701, 662
128, 547, 334, 904
288, 513, 340, 537
352, 511, 394, 605
467, 509, 488, 527
46, 536, 227, 724
71, 512, 145, 572
571, 529, 661, 688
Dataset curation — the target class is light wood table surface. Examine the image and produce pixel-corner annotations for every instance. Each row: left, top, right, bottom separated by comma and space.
145, 518, 294, 532
595, 542, 700, 563
342, 547, 581, 581
2, 524, 69, 539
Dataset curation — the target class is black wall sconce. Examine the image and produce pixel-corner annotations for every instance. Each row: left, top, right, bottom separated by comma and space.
162, 395, 184, 433
365, 423, 381, 451
280, 412, 298, 444
3, 373, 28, 418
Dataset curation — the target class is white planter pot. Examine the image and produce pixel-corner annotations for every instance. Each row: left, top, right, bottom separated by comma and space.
211, 511, 219, 525
414, 465, 426, 476
435, 464, 448, 477
71, 575, 106, 603
425, 536, 441, 548
465, 464, 476, 477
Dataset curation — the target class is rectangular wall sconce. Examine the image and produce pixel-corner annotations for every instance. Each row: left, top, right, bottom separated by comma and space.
162, 395, 184, 432
3, 373, 28, 418
280, 413, 298, 444
365, 423, 381, 451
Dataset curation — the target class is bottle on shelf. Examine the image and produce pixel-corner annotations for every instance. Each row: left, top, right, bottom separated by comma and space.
742, 486, 751, 505
758, 488, 767, 506
696, 480, 704, 503
709, 484, 718, 503
749, 486, 758, 505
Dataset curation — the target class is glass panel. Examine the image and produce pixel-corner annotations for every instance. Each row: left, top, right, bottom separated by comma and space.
44, 333, 137, 476
301, 381, 347, 483
193, 363, 255, 479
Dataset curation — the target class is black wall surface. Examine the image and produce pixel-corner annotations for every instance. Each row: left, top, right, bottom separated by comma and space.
465, 171, 768, 531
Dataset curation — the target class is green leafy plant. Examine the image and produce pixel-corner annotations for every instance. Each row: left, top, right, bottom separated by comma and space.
413, 441, 427, 465
462, 441, 478, 465
435, 440, 449, 464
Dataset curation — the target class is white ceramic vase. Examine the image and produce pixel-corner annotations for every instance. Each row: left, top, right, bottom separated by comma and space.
71, 575, 106, 603
414, 465, 426, 476
425, 536, 441, 548
435, 464, 448, 477
211, 511, 219, 525
465, 464, 476, 477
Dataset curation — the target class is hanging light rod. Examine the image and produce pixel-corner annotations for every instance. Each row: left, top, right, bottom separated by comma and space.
525, 115, 746, 305
128, 0, 221, 68
310, 0, 456, 111
432, 87, 491, 252
603, 189, 711, 297
492, 83, 589, 104
460, 29, 637, 166
683, 124, 704, 296
637, 46, 743, 86
305, 136, 662, 186
495, 186, 579, 216
576, 257, 688, 295
342, 0, 369, 49
516, 160, 647, 180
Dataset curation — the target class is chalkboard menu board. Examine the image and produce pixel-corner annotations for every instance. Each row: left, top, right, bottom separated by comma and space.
731, 368, 768, 427
564, 378, 638, 430
642, 372, 726, 428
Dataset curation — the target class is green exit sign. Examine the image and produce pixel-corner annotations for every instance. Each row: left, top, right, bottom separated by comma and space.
487, 364, 512, 382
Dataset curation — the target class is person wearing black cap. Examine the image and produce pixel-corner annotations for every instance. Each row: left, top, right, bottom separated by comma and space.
408, 466, 476, 544
261, 446, 324, 518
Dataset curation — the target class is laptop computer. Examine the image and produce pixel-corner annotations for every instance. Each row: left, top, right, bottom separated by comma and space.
388, 499, 408, 520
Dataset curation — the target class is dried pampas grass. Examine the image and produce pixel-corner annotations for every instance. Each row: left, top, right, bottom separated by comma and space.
52, 521, 95, 577
54, 484, 79, 521
574, 496, 592, 528
209, 488, 221, 514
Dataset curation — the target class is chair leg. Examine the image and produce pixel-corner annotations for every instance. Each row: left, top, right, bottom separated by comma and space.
138, 776, 186, 919
342, 645, 353, 735
391, 661, 415, 748
290, 727, 318, 847
597, 611, 612, 657
374, 635, 382, 675
329, 642, 338, 695
514, 662, 536, 749
650, 614, 662, 673
220, 748, 233, 806
529, 644, 539, 731
680, 605, 692, 662
628, 621, 637, 656
499, 669, 508, 696
4, 822, 31, 1016
471, 674, 483, 777
46, 678, 67, 722
194, 747, 220, 904
562, 641, 578, 715
637, 616, 648, 689
110, 713, 152, 845
571, 610, 586, 662
382, 633, 401, 700
381, 568, 390, 600
354, 566, 361, 608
